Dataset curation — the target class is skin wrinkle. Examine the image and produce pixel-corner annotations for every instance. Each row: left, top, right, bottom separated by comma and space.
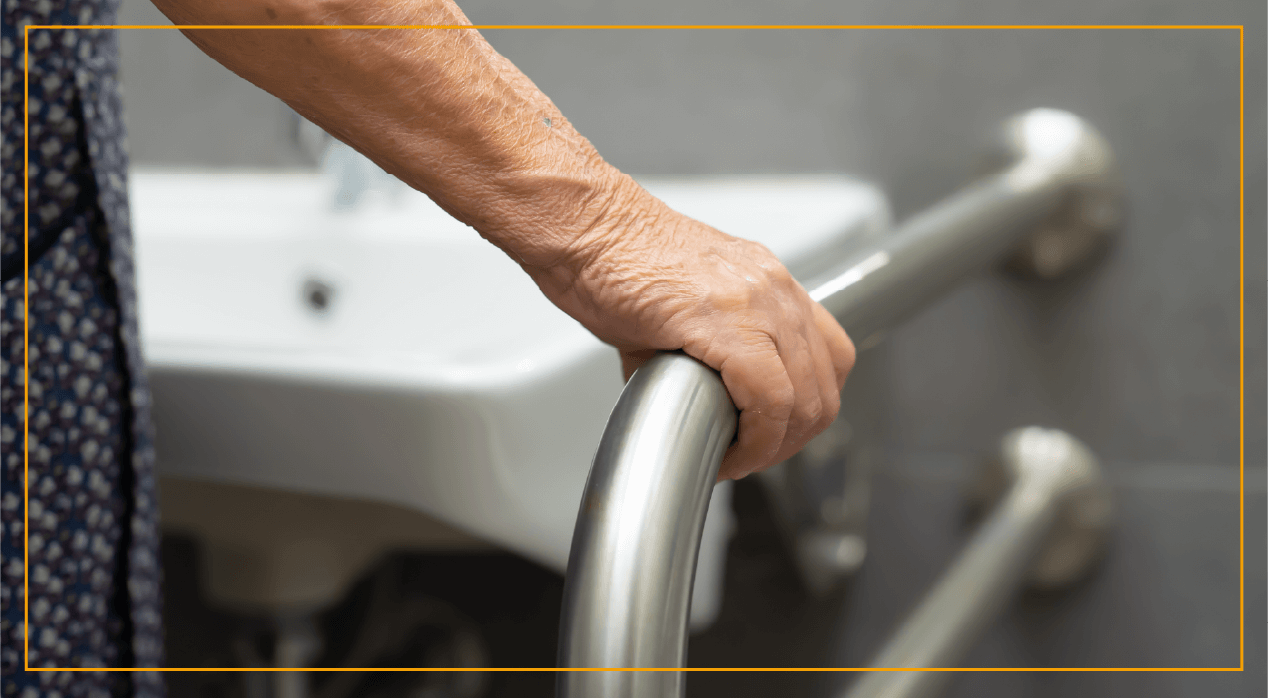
567, 211, 699, 325
150, 0, 856, 480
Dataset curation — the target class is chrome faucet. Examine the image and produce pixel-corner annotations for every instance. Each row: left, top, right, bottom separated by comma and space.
293, 112, 405, 210
321, 139, 404, 210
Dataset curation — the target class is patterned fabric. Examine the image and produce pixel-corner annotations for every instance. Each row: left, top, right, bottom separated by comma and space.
2, 1, 164, 695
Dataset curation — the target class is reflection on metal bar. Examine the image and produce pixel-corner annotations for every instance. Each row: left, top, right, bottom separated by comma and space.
808, 174, 1056, 345
557, 109, 1121, 697
842, 427, 1111, 698
556, 353, 737, 697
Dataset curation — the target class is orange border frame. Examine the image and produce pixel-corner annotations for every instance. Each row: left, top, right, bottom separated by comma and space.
24, 24, 1242, 675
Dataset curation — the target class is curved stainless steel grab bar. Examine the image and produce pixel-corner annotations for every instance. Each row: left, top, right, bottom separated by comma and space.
842, 427, 1111, 698
558, 109, 1121, 696
557, 353, 737, 697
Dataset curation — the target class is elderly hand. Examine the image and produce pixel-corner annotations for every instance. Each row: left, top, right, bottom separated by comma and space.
525, 176, 855, 481
154, 0, 855, 480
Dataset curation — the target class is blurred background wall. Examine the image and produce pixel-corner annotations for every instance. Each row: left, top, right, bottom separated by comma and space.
115, 0, 1265, 696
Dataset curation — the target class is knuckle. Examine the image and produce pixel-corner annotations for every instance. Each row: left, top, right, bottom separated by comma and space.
741, 238, 774, 258
822, 387, 842, 417
742, 240, 790, 274
766, 383, 796, 418
796, 395, 825, 427
841, 333, 857, 367
818, 396, 840, 432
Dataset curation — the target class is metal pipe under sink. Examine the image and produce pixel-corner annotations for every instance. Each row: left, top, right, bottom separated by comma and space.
557, 108, 1123, 697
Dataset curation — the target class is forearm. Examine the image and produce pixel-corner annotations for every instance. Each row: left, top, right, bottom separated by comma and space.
150, 0, 650, 270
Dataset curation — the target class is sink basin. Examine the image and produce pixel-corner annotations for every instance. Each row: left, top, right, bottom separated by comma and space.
131, 169, 890, 627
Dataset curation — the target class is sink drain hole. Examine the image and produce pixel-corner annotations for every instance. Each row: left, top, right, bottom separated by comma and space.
302, 278, 336, 312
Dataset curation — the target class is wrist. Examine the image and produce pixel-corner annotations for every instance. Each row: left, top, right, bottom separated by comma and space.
473, 165, 662, 274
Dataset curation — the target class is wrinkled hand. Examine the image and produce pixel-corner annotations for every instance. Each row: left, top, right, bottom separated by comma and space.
526, 179, 856, 481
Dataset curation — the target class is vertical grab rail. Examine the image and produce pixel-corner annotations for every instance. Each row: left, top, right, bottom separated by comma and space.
557, 109, 1121, 698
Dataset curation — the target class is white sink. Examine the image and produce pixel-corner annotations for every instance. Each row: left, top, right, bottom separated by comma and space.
131, 169, 890, 627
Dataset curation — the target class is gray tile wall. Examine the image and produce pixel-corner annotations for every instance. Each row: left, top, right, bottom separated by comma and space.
116, 0, 1265, 694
